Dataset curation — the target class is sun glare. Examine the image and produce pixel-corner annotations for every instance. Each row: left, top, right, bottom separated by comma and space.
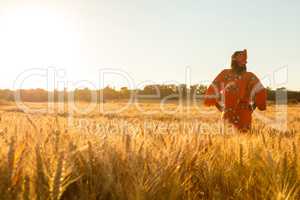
0, 6, 80, 68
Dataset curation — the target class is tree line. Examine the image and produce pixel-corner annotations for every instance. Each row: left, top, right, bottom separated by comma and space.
0, 85, 298, 103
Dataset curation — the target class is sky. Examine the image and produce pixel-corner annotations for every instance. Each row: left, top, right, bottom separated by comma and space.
0, 0, 299, 90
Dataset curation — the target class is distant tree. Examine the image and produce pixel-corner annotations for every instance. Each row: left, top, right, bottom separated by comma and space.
102, 86, 120, 100
120, 87, 130, 98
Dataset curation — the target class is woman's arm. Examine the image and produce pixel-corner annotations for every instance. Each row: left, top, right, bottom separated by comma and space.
249, 73, 267, 111
204, 69, 227, 107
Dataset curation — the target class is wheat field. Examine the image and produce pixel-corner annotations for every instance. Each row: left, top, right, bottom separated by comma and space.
0, 102, 299, 200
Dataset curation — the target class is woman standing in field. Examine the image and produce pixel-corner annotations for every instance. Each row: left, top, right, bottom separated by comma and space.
204, 49, 267, 132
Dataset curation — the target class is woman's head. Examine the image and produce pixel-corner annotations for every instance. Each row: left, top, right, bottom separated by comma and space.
231, 49, 247, 73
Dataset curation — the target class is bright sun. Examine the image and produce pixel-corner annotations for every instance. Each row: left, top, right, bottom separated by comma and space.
0, 6, 80, 68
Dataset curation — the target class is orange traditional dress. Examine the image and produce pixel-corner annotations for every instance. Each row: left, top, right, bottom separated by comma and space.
204, 69, 267, 131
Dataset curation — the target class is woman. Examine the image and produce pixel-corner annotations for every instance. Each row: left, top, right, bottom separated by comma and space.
204, 49, 267, 132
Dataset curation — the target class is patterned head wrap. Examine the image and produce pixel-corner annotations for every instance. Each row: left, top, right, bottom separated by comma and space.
231, 49, 247, 74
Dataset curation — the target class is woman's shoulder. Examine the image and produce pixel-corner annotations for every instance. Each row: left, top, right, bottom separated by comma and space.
245, 71, 258, 78
219, 68, 232, 75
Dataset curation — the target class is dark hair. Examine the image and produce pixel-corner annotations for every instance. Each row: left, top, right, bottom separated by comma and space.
231, 51, 247, 74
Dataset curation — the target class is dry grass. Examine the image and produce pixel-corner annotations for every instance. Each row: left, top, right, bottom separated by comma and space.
0, 102, 299, 199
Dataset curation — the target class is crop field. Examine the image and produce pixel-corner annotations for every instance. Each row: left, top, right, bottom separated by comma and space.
0, 102, 299, 199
